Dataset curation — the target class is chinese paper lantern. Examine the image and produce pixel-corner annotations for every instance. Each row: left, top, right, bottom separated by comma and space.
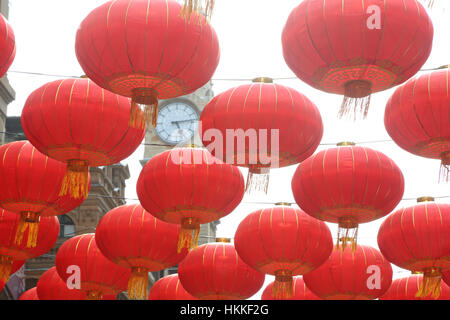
379, 274, 450, 300
18, 287, 39, 300
384, 68, 450, 181
148, 274, 196, 300
0, 13, 15, 78
55, 234, 130, 300
178, 240, 265, 300
0, 260, 24, 292
95, 204, 188, 300
377, 197, 450, 299
75, 0, 220, 127
200, 78, 323, 193
303, 245, 393, 300
0, 141, 87, 247
137, 147, 245, 252
21, 78, 144, 198
292, 143, 404, 250
234, 204, 332, 299
282, 0, 433, 119
261, 277, 321, 300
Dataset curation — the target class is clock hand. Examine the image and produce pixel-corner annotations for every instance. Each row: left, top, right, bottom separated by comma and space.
171, 118, 198, 124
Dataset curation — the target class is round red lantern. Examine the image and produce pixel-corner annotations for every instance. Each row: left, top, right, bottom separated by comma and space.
178, 240, 266, 300
0, 260, 24, 292
303, 245, 393, 300
261, 277, 321, 300
137, 147, 245, 252
234, 205, 333, 298
0, 13, 15, 78
18, 287, 39, 300
200, 78, 323, 193
95, 204, 188, 300
282, 0, 433, 119
55, 234, 130, 300
378, 198, 450, 299
148, 274, 196, 300
75, 0, 220, 127
379, 274, 450, 300
292, 144, 404, 250
21, 78, 145, 198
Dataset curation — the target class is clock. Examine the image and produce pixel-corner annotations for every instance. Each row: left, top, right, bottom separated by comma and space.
155, 100, 200, 145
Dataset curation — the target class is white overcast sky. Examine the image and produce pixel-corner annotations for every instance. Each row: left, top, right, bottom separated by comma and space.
5, 0, 450, 299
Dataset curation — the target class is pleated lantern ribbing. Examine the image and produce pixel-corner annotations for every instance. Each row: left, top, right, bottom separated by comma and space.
0, 260, 24, 292
377, 198, 450, 299
0, 12, 15, 78
379, 274, 450, 300
261, 277, 321, 300
21, 78, 145, 199
303, 245, 393, 300
75, 0, 220, 128
292, 144, 404, 250
200, 78, 323, 193
137, 147, 245, 252
55, 234, 130, 300
18, 287, 39, 300
282, 0, 433, 119
0, 141, 88, 248
234, 205, 333, 299
95, 204, 188, 300
148, 274, 197, 300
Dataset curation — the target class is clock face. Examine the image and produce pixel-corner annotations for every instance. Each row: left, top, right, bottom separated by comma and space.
155, 101, 200, 145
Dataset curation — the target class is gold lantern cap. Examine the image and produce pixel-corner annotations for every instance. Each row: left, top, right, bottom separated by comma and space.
252, 77, 274, 84
417, 197, 435, 203
275, 202, 292, 207
216, 238, 231, 243
337, 142, 356, 146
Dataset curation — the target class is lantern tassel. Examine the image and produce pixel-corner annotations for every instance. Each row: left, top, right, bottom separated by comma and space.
0, 256, 13, 283
14, 212, 40, 248
416, 268, 442, 299
273, 270, 293, 299
131, 88, 159, 128
129, 101, 146, 130
245, 168, 270, 194
439, 154, 450, 183
128, 267, 149, 300
182, 0, 215, 22
178, 218, 200, 253
144, 101, 159, 128
86, 290, 103, 300
336, 219, 359, 252
59, 159, 90, 200
339, 80, 372, 120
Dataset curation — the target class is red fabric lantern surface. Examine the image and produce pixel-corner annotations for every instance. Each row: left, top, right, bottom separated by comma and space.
444, 270, 450, 287
379, 274, 450, 300
377, 199, 450, 299
292, 144, 404, 250
95, 204, 188, 300
75, 0, 220, 127
0, 208, 59, 284
21, 78, 144, 199
137, 147, 245, 252
0, 260, 25, 292
148, 274, 196, 300
384, 69, 450, 181
200, 79, 323, 193
55, 234, 130, 300
261, 277, 321, 300
0, 13, 15, 78
18, 287, 39, 300
282, 0, 433, 119
178, 241, 266, 300
0, 141, 87, 248
303, 245, 393, 300
234, 205, 333, 299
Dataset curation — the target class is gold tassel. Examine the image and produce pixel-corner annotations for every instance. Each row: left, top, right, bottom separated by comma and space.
59, 159, 90, 200
338, 80, 372, 120
131, 88, 159, 129
245, 168, 270, 194
273, 270, 293, 299
181, 0, 215, 22
439, 153, 450, 183
0, 256, 13, 283
128, 267, 149, 300
143, 101, 159, 128
335, 218, 359, 252
86, 290, 103, 300
178, 218, 200, 253
129, 101, 146, 130
14, 211, 40, 248
416, 268, 442, 299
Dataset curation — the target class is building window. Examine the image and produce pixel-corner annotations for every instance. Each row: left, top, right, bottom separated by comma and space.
58, 215, 75, 238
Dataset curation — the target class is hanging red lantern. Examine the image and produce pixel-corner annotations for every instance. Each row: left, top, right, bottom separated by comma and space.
178, 240, 265, 300
200, 78, 323, 193
234, 204, 333, 299
261, 277, 321, 300
95, 204, 188, 300
21, 78, 144, 198
379, 274, 450, 300
18, 287, 39, 300
303, 245, 393, 300
137, 147, 245, 252
148, 274, 197, 300
377, 197, 450, 299
0, 260, 24, 292
282, 0, 433, 119
292, 143, 404, 250
55, 234, 130, 300
384, 68, 450, 181
0, 13, 15, 78
75, 0, 220, 128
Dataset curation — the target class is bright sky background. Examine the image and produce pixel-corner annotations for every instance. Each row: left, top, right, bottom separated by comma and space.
5, 0, 450, 299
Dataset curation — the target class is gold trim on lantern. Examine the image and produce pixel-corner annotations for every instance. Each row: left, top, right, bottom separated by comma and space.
215, 238, 231, 243
252, 77, 274, 84
337, 142, 356, 146
275, 202, 292, 207
417, 197, 435, 203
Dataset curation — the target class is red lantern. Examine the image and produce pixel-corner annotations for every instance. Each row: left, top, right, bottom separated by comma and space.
234, 205, 333, 298
384, 69, 450, 181
178, 240, 265, 300
137, 147, 245, 252
21, 78, 144, 198
75, 0, 220, 127
292, 144, 404, 250
148, 274, 196, 300
200, 79, 323, 193
379, 274, 450, 300
0, 13, 15, 78
18, 287, 39, 300
261, 277, 321, 300
377, 198, 450, 299
0, 260, 24, 292
55, 234, 130, 300
0, 141, 87, 247
95, 204, 188, 300
282, 0, 433, 119
303, 245, 393, 300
